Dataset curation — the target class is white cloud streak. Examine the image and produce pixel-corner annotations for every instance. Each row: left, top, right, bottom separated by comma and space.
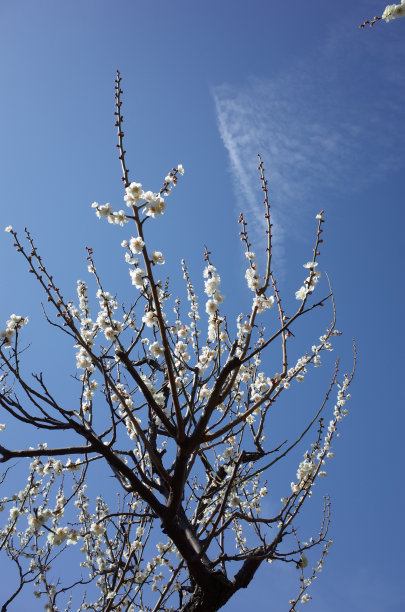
213, 27, 405, 267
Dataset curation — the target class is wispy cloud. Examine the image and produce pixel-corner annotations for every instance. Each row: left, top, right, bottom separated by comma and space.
213, 25, 405, 267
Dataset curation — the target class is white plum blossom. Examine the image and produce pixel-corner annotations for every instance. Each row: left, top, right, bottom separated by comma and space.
150, 341, 164, 358
129, 267, 146, 289
295, 286, 307, 301
47, 527, 71, 546
124, 182, 144, 207
129, 237, 145, 254
175, 341, 190, 362
9, 507, 21, 520
93, 202, 113, 218
151, 251, 165, 265
228, 492, 241, 507
253, 294, 274, 312
1, 313, 29, 347
65, 458, 81, 471
204, 268, 221, 298
382, 1, 405, 21
104, 327, 117, 341
142, 311, 158, 328
76, 347, 93, 370
199, 385, 210, 400
205, 299, 218, 316
90, 522, 106, 537
113, 210, 128, 226
296, 261, 321, 300
296, 458, 316, 481
245, 267, 261, 291
143, 193, 166, 218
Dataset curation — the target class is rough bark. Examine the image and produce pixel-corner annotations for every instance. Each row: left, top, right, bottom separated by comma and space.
180, 581, 235, 612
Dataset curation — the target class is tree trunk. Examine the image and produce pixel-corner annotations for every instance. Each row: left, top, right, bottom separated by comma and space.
180, 583, 235, 612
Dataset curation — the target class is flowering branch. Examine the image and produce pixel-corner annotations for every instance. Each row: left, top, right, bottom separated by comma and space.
360, 1, 405, 27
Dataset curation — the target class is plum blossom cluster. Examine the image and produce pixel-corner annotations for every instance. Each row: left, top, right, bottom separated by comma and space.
244, 251, 262, 292
289, 373, 352, 499
382, 0, 405, 21
295, 262, 321, 301
360, 0, 405, 27
125, 184, 166, 218
0, 314, 29, 348
91, 202, 129, 226
93, 165, 184, 226
204, 263, 226, 342
181, 259, 201, 349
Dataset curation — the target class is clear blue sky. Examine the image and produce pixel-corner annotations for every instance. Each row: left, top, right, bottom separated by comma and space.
0, 1, 404, 610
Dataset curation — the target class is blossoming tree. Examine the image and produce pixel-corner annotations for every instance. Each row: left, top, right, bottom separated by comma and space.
0, 73, 355, 612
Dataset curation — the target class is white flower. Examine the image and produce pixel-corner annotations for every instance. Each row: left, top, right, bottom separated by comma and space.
76, 347, 92, 369
245, 268, 261, 291
104, 327, 117, 341
124, 182, 144, 207
9, 507, 20, 520
228, 493, 241, 507
296, 459, 316, 481
254, 295, 274, 312
65, 458, 81, 471
0, 424, 5, 431
129, 267, 146, 289
95, 203, 113, 218
151, 251, 165, 265
199, 385, 210, 400
90, 522, 106, 536
177, 164, 184, 175
4, 225, 12, 233
382, 2, 405, 22
150, 342, 164, 358
295, 286, 307, 301
67, 530, 80, 545
142, 311, 158, 327
303, 261, 318, 269
301, 593, 311, 604
113, 210, 128, 226
205, 300, 218, 316
144, 195, 166, 218
204, 276, 220, 296
129, 237, 145, 254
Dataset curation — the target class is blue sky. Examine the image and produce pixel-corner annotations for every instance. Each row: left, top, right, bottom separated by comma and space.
0, 0, 404, 610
